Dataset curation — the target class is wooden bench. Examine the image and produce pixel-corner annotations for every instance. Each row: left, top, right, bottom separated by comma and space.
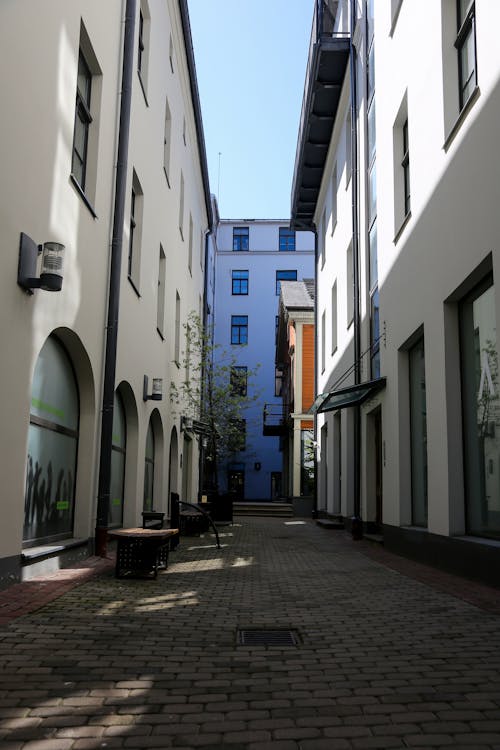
107, 527, 179, 579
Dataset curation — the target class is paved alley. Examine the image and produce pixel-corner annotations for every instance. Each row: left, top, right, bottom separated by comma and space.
1, 517, 500, 749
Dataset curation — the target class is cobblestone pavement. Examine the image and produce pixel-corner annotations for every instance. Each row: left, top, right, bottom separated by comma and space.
1, 517, 500, 750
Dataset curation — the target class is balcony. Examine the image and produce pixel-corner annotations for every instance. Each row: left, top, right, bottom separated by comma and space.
263, 403, 289, 436
291, 0, 350, 230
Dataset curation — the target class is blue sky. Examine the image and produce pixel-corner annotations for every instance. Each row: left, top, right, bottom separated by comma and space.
187, 0, 314, 220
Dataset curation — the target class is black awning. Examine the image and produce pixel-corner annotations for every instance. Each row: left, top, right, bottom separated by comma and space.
310, 377, 386, 414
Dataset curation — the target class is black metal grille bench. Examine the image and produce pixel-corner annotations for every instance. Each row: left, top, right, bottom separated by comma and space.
107, 527, 179, 579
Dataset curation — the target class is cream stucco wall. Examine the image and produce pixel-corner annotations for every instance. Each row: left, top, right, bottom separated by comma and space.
0, 0, 210, 581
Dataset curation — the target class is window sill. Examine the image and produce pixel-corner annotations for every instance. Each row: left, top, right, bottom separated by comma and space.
70, 174, 98, 218
127, 275, 141, 297
137, 71, 149, 106
393, 210, 412, 245
22, 537, 88, 564
443, 86, 480, 153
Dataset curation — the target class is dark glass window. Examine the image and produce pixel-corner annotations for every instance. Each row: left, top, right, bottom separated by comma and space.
72, 52, 92, 190
128, 187, 136, 278
456, 0, 477, 110
460, 276, 500, 539
279, 228, 296, 251
276, 270, 297, 296
24, 337, 79, 545
138, 10, 145, 75
409, 336, 428, 527
232, 270, 249, 295
143, 420, 154, 512
233, 227, 249, 251
231, 366, 248, 396
370, 287, 380, 379
402, 119, 410, 217
110, 392, 126, 528
231, 315, 248, 345
369, 220, 378, 293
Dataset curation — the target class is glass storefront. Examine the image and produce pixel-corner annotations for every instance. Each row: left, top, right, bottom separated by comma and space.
461, 277, 500, 539
24, 337, 78, 544
143, 420, 154, 511
301, 429, 315, 496
409, 336, 428, 527
110, 392, 126, 527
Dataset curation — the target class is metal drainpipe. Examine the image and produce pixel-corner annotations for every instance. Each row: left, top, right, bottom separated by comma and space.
95, 0, 136, 557
350, 0, 363, 539
313, 227, 319, 519
199, 226, 212, 497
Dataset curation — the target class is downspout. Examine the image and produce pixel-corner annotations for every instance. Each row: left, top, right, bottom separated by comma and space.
178, 0, 213, 498
312, 226, 319, 518
350, 0, 363, 539
199, 225, 212, 496
95, 0, 136, 556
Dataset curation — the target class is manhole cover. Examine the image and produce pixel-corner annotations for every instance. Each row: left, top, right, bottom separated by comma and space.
237, 629, 299, 646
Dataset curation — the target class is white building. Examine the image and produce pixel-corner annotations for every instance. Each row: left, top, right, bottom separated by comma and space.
292, 0, 500, 585
212, 220, 314, 501
0, 0, 211, 583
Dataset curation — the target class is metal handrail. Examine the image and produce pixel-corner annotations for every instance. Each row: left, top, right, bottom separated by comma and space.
178, 500, 221, 549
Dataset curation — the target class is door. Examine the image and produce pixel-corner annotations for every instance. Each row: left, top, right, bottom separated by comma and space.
228, 469, 245, 500
271, 471, 282, 499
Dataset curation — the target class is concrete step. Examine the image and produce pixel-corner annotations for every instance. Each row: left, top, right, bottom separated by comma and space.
316, 518, 345, 530
233, 502, 294, 518
316, 515, 345, 530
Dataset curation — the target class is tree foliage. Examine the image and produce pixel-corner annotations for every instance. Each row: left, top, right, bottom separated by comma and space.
170, 312, 261, 491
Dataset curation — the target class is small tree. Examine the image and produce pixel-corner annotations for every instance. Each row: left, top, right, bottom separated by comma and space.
170, 311, 261, 494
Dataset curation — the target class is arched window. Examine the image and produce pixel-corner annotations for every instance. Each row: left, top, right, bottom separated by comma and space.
143, 419, 154, 511
24, 337, 79, 544
110, 392, 126, 527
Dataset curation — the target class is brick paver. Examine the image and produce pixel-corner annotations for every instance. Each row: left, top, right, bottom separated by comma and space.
0, 518, 499, 749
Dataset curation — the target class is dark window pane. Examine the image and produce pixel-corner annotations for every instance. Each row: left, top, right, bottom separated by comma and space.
233, 227, 249, 251
276, 270, 297, 295
279, 228, 295, 251
409, 337, 428, 527
460, 278, 500, 539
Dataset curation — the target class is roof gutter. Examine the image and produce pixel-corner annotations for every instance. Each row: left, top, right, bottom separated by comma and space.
178, 0, 213, 231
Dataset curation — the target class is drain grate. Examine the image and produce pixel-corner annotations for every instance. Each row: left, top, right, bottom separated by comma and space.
237, 628, 299, 646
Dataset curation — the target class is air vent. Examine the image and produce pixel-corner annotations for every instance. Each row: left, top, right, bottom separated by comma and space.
237, 629, 299, 646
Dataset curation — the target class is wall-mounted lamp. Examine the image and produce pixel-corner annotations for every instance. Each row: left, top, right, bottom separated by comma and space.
17, 232, 65, 294
143, 375, 163, 401
181, 415, 193, 432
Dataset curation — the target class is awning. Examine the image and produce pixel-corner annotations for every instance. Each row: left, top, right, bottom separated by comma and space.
310, 377, 386, 414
